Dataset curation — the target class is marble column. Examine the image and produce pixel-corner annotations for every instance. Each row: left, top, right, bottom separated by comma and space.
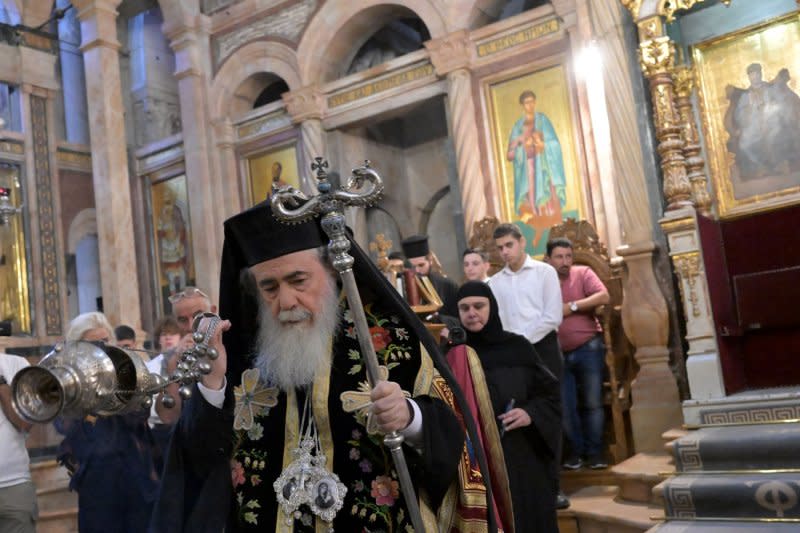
168, 18, 224, 304
591, 6, 684, 452
283, 86, 327, 192
73, 0, 142, 330
211, 116, 241, 220
425, 32, 488, 237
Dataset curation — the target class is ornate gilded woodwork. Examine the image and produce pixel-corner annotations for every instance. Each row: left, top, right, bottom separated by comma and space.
658, 0, 732, 23
672, 251, 702, 318
639, 35, 693, 210
620, 0, 643, 20
673, 65, 712, 215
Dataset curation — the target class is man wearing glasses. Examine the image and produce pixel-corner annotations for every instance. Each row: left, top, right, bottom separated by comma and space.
149, 287, 216, 425
169, 287, 216, 337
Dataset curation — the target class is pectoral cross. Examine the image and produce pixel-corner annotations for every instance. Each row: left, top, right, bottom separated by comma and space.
340, 365, 410, 434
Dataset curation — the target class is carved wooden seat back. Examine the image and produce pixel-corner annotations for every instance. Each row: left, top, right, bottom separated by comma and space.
468, 216, 504, 276
549, 218, 636, 464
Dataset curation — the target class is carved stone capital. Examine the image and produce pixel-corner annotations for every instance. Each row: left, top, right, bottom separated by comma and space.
74, 0, 122, 52
424, 30, 472, 76
282, 86, 326, 123
639, 36, 674, 77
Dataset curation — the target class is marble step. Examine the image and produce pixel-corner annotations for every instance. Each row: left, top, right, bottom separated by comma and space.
672, 425, 800, 472
647, 520, 800, 532
560, 466, 617, 495
30, 459, 70, 487
37, 479, 77, 513
567, 485, 663, 533
662, 473, 800, 520
37, 508, 78, 533
612, 452, 674, 504
663, 428, 688, 458
683, 387, 800, 427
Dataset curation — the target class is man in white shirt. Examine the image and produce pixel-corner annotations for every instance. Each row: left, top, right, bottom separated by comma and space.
487, 223, 563, 374
0, 352, 37, 533
487, 222, 569, 509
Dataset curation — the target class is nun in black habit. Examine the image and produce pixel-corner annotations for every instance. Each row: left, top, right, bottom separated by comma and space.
150, 201, 500, 533
454, 281, 562, 533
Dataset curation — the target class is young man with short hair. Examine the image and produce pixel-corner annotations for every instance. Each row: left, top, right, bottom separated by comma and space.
462, 248, 491, 282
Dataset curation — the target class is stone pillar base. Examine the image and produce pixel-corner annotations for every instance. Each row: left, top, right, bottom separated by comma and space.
629, 347, 685, 453
686, 351, 725, 400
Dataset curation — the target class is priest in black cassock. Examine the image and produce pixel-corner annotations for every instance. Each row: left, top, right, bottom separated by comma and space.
401, 235, 459, 323
150, 201, 500, 532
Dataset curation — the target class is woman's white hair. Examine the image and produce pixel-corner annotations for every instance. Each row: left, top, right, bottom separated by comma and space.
65, 311, 114, 342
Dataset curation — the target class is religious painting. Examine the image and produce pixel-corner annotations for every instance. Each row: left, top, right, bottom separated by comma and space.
150, 174, 195, 314
485, 63, 584, 256
247, 144, 300, 206
694, 14, 800, 218
0, 163, 30, 334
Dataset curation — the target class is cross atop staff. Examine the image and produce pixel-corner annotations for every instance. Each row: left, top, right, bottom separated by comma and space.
270, 157, 426, 532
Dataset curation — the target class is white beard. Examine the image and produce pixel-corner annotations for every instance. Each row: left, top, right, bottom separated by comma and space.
253, 276, 340, 390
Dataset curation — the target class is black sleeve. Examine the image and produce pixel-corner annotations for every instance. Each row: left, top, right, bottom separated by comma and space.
410, 395, 465, 510
149, 385, 235, 533
519, 361, 562, 459
439, 277, 460, 319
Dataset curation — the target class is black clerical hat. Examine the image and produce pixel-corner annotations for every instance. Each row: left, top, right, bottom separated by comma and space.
223, 200, 326, 268
400, 234, 429, 258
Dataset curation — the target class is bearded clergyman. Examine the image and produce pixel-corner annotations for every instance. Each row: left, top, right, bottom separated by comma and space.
150, 200, 509, 532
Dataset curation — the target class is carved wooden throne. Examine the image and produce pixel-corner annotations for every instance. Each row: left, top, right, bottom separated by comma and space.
549, 218, 636, 464
467, 216, 504, 276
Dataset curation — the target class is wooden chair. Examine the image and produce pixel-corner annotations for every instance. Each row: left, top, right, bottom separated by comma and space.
467, 216, 504, 276
549, 218, 636, 464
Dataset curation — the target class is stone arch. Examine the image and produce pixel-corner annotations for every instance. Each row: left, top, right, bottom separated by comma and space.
297, 0, 448, 85
67, 207, 97, 254
210, 40, 301, 120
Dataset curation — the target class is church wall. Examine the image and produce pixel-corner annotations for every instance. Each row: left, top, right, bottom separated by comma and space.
331, 127, 411, 236
58, 168, 94, 250
57, 0, 89, 145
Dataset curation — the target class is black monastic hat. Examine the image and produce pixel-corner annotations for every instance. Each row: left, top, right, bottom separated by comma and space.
400, 234, 430, 258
